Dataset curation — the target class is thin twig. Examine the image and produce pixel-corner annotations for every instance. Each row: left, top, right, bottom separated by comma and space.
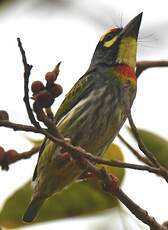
126, 110, 168, 182
33, 102, 64, 139
74, 156, 167, 230
136, 60, 168, 77
0, 118, 163, 175
9, 146, 40, 164
0, 146, 40, 170
127, 110, 160, 168
17, 37, 64, 149
45, 107, 54, 120
86, 156, 161, 175
116, 188, 167, 230
118, 134, 153, 166
17, 38, 41, 130
0, 120, 42, 133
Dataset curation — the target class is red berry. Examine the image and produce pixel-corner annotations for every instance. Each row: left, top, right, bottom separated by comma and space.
0, 146, 5, 162
49, 83, 63, 98
45, 71, 57, 83
31, 81, 45, 94
6, 149, 18, 163
35, 90, 55, 108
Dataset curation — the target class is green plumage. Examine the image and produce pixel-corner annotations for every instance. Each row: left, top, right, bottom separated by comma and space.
23, 13, 142, 222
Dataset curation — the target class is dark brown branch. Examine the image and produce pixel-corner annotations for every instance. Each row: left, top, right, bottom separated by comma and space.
33, 102, 63, 139
8, 146, 40, 164
127, 110, 160, 167
1, 114, 163, 178
116, 188, 167, 230
0, 120, 42, 133
45, 107, 54, 120
136, 60, 168, 77
0, 146, 40, 170
0, 108, 166, 180
17, 38, 63, 147
0, 120, 162, 175
86, 156, 161, 175
118, 134, 153, 166
69, 146, 161, 175
127, 110, 168, 182
74, 156, 167, 230
17, 38, 41, 130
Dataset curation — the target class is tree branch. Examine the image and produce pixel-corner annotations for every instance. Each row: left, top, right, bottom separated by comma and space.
8, 146, 40, 163
0, 146, 40, 170
136, 60, 168, 77
17, 38, 41, 130
73, 156, 167, 230
127, 110, 160, 167
0, 119, 163, 176
126, 109, 168, 182
118, 134, 153, 166
0, 120, 42, 133
116, 188, 167, 230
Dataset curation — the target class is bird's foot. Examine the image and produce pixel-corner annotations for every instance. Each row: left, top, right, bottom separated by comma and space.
78, 171, 97, 181
100, 168, 119, 194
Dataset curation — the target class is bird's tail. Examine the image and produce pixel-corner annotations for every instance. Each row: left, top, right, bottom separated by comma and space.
23, 197, 45, 223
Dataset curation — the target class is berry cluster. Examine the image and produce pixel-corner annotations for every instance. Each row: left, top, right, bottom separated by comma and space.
31, 62, 63, 109
0, 146, 18, 170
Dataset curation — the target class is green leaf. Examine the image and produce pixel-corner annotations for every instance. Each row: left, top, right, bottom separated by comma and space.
129, 128, 168, 168
97, 144, 125, 182
0, 180, 119, 228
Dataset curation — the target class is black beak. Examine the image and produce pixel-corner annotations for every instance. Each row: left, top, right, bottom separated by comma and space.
120, 12, 143, 39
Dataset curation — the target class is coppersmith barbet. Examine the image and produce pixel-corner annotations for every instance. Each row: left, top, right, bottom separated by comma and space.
23, 12, 143, 222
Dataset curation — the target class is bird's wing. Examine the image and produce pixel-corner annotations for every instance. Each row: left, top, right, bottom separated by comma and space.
33, 69, 96, 181
54, 68, 96, 124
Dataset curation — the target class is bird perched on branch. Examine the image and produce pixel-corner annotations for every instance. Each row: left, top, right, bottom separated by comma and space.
23, 12, 143, 222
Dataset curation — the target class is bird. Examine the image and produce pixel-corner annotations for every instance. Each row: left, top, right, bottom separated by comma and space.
23, 12, 143, 222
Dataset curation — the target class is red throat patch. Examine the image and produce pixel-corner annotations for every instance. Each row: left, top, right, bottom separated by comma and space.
115, 64, 136, 80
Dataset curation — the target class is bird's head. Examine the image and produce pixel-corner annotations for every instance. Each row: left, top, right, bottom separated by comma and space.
90, 12, 143, 70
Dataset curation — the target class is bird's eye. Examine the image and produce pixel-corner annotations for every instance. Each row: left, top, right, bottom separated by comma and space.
103, 36, 118, 48
104, 33, 114, 41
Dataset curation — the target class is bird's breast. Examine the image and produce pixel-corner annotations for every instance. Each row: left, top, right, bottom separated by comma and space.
58, 78, 136, 155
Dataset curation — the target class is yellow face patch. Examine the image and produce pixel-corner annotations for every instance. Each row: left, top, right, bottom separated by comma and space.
103, 36, 117, 48
117, 36, 137, 69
